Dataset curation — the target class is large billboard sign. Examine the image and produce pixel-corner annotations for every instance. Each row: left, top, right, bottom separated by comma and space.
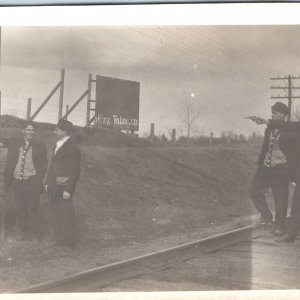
95, 75, 140, 131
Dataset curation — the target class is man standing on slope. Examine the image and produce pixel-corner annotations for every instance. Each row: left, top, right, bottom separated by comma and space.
249, 102, 298, 236
46, 119, 81, 248
1, 122, 47, 240
253, 112, 300, 242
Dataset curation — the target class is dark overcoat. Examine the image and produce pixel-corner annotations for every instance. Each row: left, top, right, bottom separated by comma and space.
46, 138, 81, 197
262, 121, 300, 182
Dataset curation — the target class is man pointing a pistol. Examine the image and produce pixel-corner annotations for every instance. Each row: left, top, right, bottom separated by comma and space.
248, 102, 298, 235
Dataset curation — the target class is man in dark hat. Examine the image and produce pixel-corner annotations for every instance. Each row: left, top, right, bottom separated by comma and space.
46, 119, 81, 248
253, 107, 300, 242
249, 102, 298, 235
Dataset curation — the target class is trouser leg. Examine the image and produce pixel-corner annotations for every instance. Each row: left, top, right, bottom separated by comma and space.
4, 182, 16, 231
287, 185, 300, 238
270, 164, 289, 230
14, 178, 41, 239
49, 192, 76, 247
15, 181, 29, 237
26, 188, 41, 239
249, 166, 273, 221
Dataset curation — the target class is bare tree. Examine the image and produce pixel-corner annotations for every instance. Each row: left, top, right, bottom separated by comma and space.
179, 93, 205, 144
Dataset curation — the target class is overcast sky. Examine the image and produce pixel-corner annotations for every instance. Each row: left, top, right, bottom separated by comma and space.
1, 25, 300, 137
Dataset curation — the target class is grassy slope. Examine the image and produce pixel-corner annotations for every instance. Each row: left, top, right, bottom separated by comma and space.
75, 144, 259, 242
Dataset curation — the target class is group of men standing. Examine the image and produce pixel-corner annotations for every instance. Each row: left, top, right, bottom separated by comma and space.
2, 119, 81, 248
250, 101, 300, 243
4, 102, 300, 247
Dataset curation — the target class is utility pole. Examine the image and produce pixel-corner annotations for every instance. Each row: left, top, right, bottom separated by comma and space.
271, 75, 300, 121
0, 26, 2, 67
0, 27, 2, 118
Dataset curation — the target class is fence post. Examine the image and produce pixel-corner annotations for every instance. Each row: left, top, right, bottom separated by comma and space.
58, 68, 65, 121
234, 134, 238, 143
26, 98, 32, 120
252, 132, 256, 140
0, 90, 1, 116
172, 128, 176, 144
150, 123, 155, 143
209, 132, 213, 147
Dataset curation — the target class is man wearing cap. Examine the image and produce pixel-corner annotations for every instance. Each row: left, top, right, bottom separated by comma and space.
254, 108, 300, 242
1, 122, 47, 240
46, 119, 81, 248
249, 102, 298, 235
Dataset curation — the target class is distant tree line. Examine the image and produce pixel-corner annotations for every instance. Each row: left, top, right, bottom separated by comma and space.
144, 131, 263, 147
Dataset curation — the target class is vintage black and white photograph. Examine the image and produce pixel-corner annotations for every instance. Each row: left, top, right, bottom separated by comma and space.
1, 4, 300, 298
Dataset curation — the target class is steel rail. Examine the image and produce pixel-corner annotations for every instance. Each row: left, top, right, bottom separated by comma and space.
17, 224, 264, 293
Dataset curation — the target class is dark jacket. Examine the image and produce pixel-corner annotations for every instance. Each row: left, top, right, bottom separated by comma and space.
261, 120, 300, 182
2, 137, 47, 192
46, 137, 81, 196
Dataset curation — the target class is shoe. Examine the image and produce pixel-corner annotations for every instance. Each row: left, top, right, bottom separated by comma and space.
274, 234, 295, 243
256, 216, 273, 226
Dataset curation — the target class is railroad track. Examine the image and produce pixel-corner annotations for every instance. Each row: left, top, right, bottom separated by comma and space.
17, 224, 265, 293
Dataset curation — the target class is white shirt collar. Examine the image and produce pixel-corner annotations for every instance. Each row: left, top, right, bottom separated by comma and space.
54, 136, 70, 154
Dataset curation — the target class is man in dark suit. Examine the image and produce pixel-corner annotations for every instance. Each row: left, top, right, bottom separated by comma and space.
2, 122, 47, 240
46, 119, 81, 248
249, 102, 299, 235
253, 114, 300, 242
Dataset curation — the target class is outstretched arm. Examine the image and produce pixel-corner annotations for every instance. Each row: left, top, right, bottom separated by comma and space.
247, 117, 300, 132
267, 120, 300, 132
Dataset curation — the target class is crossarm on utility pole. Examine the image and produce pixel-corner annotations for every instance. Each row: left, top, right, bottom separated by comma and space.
270, 75, 300, 121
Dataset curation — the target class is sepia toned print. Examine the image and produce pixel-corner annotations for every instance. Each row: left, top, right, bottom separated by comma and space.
1, 5, 300, 299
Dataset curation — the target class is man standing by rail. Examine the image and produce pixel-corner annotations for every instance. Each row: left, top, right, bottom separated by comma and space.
46, 119, 81, 248
248, 102, 299, 236
1, 122, 47, 240
252, 113, 300, 242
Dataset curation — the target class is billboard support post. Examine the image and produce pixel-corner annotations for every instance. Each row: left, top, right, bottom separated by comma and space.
86, 73, 92, 127
30, 70, 63, 121
26, 98, 32, 121
62, 89, 88, 120
65, 105, 69, 120
58, 69, 65, 121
